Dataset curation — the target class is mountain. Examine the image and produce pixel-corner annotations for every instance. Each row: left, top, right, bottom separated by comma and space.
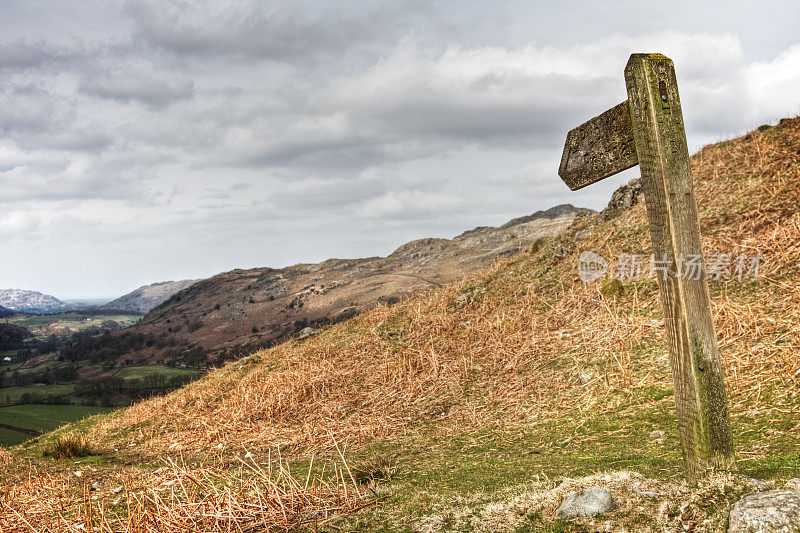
5, 118, 799, 531
61, 298, 113, 311
61, 204, 591, 366
499, 203, 593, 229
0, 305, 11, 317
0, 289, 70, 314
98, 280, 199, 314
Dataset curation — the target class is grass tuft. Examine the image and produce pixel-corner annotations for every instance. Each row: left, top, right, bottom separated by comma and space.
43, 434, 93, 460
352, 452, 399, 484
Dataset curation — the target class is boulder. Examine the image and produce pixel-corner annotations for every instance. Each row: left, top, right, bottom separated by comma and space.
556, 486, 615, 519
728, 490, 800, 532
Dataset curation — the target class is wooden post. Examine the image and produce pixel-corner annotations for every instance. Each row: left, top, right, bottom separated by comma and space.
558, 53, 736, 480
624, 54, 734, 479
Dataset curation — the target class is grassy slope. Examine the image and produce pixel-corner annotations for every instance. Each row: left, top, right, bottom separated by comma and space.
0, 405, 115, 447
0, 405, 116, 434
1, 118, 799, 531
114, 365, 204, 381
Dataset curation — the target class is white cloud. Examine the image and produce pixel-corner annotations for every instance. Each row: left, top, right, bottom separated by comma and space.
0, 211, 40, 236
745, 43, 800, 121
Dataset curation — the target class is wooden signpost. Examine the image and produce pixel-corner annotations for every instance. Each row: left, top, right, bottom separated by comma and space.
559, 53, 736, 480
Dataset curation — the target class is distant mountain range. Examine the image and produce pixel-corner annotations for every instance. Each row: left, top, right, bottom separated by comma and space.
0, 289, 70, 314
61, 204, 593, 367
0, 280, 197, 316
99, 280, 200, 314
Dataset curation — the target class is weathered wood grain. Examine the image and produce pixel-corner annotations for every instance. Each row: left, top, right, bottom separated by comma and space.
558, 100, 638, 190
624, 53, 735, 479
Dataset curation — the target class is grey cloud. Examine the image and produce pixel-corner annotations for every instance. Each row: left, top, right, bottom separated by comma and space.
267, 176, 388, 210
0, 149, 166, 206
0, 171, 150, 204
225, 133, 448, 171
19, 129, 113, 153
125, 1, 384, 63
0, 40, 75, 70
0, 89, 75, 135
79, 72, 194, 108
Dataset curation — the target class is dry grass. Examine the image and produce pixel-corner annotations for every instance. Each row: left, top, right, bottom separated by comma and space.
2, 117, 800, 531
0, 447, 11, 466
82, 118, 800, 461
0, 449, 366, 532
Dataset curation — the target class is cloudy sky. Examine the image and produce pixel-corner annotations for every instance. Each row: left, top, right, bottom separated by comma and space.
2, 1, 799, 299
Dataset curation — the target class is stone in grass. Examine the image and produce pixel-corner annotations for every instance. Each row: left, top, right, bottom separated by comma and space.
728, 490, 800, 532
297, 327, 319, 340
556, 486, 616, 519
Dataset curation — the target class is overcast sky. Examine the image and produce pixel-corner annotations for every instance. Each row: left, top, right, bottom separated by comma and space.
2, 1, 799, 299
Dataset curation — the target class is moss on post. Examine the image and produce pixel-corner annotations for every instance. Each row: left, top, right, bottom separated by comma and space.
624, 53, 736, 480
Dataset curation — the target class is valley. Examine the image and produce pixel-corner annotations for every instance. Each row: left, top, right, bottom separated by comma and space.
0, 311, 203, 441
0, 205, 587, 445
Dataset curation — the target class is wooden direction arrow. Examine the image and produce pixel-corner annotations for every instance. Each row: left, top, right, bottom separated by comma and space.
558, 53, 736, 480
559, 100, 638, 190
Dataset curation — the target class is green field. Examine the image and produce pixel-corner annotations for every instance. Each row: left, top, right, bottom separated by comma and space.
0, 404, 115, 447
3, 313, 141, 334
0, 427, 29, 447
0, 364, 205, 409
115, 365, 204, 380
0, 385, 76, 403
1, 360, 74, 375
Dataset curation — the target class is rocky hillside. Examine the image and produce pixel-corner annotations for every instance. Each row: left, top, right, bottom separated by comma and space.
2, 118, 799, 532
63, 204, 590, 366
98, 280, 199, 314
0, 289, 69, 314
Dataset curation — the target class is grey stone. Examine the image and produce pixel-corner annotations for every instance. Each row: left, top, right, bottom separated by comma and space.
728, 490, 800, 532
741, 477, 772, 492
784, 479, 800, 491
557, 478, 576, 490
650, 430, 665, 440
454, 287, 485, 308
297, 327, 319, 339
556, 486, 615, 519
